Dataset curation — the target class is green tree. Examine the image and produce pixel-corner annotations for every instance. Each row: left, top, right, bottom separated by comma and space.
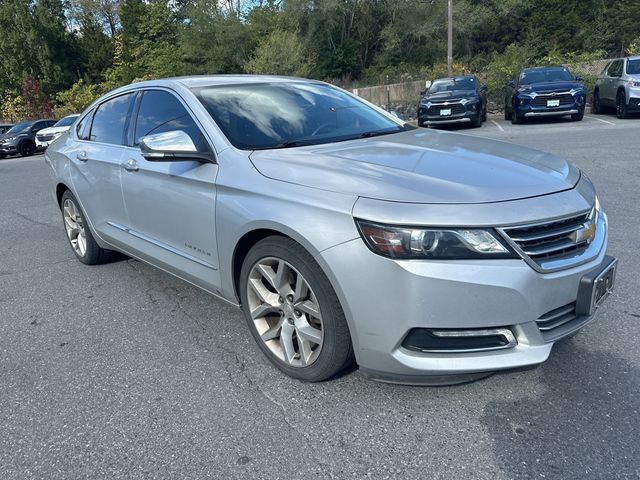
246, 29, 315, 76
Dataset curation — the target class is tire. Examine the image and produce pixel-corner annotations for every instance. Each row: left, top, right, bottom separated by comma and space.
504, 104, 511, 120
60, 190, 113, 265
482, 106, 487, 122
591, 89, 602, 114
511, 110, 522, 124
616, 90, 630, 119
471, 112, 482, 128
18, 141, 35, 157
0, 152, 6, 159
239, 236, 355, 382
571, 109, 585, 121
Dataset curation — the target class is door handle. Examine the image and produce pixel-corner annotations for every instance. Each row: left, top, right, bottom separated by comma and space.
77, 151, 88, 162
122, 159, 139, 172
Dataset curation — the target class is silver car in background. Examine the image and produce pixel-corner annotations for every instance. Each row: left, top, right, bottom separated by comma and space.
593, 56, 640, 118
45, 76, 617, 385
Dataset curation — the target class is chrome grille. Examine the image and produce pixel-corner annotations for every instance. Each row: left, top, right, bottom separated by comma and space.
501, 209, 596, 269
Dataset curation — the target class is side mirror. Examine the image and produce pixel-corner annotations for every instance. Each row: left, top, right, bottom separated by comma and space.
507, 80, 516, 88
575, 76, 583, 81
480, 84, 488, 92
139, 130, 214, 163
420, 89, 427, 96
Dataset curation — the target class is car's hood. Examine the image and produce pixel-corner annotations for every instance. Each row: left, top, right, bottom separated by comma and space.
521, 81, 584, 93
38, 126, 70, 136
422, 89, 477, 102
249, 129, 580, 204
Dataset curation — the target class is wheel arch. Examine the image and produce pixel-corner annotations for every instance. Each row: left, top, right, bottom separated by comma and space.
56, 182, 70, 207
231, 225, 322, 304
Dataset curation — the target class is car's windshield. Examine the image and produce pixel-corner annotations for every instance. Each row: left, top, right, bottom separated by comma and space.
6, 122, 32, 134
428, 77, 475, 93
192, 82, 409, 150
519, 67, 573, 85
627, 59, 640, 75
54, 115, 79, 127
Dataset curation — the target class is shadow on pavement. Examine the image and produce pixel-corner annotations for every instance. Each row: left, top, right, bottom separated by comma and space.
481, 338, 639, 479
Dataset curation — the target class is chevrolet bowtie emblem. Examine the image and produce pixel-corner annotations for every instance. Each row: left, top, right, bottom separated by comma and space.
572, 220, 596, 244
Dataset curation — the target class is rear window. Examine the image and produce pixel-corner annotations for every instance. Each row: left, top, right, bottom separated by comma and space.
90, 93, 134, 145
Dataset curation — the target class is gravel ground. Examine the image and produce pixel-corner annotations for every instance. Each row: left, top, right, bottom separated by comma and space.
1, 112, 639, 479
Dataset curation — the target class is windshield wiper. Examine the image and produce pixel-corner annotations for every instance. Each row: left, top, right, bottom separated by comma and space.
359, 126, 408, 139
252, 140, 312, 151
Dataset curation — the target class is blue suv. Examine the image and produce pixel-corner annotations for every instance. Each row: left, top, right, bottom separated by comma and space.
504, 66, 587, 124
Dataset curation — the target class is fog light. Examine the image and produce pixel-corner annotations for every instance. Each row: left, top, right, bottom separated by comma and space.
402, 327, 517, 353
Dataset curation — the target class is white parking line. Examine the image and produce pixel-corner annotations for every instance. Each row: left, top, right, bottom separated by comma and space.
490, 119, 505, 132
585, 115, 616, 126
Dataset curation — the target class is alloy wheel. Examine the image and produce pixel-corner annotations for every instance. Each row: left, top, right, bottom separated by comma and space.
62, 198, 87, 257
246, 257, 324, 367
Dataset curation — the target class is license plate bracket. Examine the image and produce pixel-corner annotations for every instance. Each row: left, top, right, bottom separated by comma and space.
576, 256, 617, 316
547, 99, 560, 107
440, 108, 452, 116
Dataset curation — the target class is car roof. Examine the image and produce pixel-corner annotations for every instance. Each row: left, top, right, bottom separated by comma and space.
521, 66, 567, 72
432, 75, 475, 82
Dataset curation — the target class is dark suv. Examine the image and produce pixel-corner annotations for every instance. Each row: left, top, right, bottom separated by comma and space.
505, 66, 587, 124
418, 75, 487, 128
0, 119, 55, 158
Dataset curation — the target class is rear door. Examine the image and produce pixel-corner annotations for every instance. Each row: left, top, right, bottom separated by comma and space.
602, 60, 622, 104
119, 88, 220, 291
67, 93, 136, 247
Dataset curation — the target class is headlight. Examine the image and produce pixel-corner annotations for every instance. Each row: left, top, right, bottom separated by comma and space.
356, 220, 517, 259
628, 81, 640, 88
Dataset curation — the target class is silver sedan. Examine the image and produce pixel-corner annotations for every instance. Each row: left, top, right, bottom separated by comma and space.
45, 76, 617, 384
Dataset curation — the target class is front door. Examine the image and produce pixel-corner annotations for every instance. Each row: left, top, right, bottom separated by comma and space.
119, 89, 221, 291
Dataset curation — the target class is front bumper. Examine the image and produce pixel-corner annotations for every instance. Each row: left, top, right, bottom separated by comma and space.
626, 96, 640, 112
317, 208, 610, 383
515, 93, 585, 117
35, 139, 51, 151
0, 144, 18, 154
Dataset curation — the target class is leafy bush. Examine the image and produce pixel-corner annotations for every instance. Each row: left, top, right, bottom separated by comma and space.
54, 80, 108, 117
246, 30, 315, 77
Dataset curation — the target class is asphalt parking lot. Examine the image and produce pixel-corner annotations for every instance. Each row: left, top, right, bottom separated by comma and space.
1, 113, 639, 480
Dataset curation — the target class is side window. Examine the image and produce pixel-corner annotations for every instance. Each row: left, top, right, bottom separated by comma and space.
32, 121, 45, 132
90, 93, 134, 145
76, 110, 94, 141
608, 60, 622, 77
134, 90, 209, 152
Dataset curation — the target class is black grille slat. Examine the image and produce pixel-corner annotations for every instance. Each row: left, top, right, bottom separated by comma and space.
427, 103, 465, 116
531, 93, 574, 107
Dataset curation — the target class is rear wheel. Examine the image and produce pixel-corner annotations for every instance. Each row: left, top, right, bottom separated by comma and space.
616, 90, 630, 119
591, 89, 602, 114
60, 190, 113, 265
239, 236, 354, 382
18, 141, 35, 157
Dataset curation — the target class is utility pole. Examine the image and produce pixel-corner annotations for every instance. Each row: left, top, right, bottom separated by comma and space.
447, 0, 453, 76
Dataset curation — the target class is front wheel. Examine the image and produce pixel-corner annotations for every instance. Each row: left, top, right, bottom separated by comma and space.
511, 111, 522, 124
571, 109, 585, 121
616, 91, 630, 119
239, 236, 354, 382
504, 104, 511, 120
18, 141, 35, 157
